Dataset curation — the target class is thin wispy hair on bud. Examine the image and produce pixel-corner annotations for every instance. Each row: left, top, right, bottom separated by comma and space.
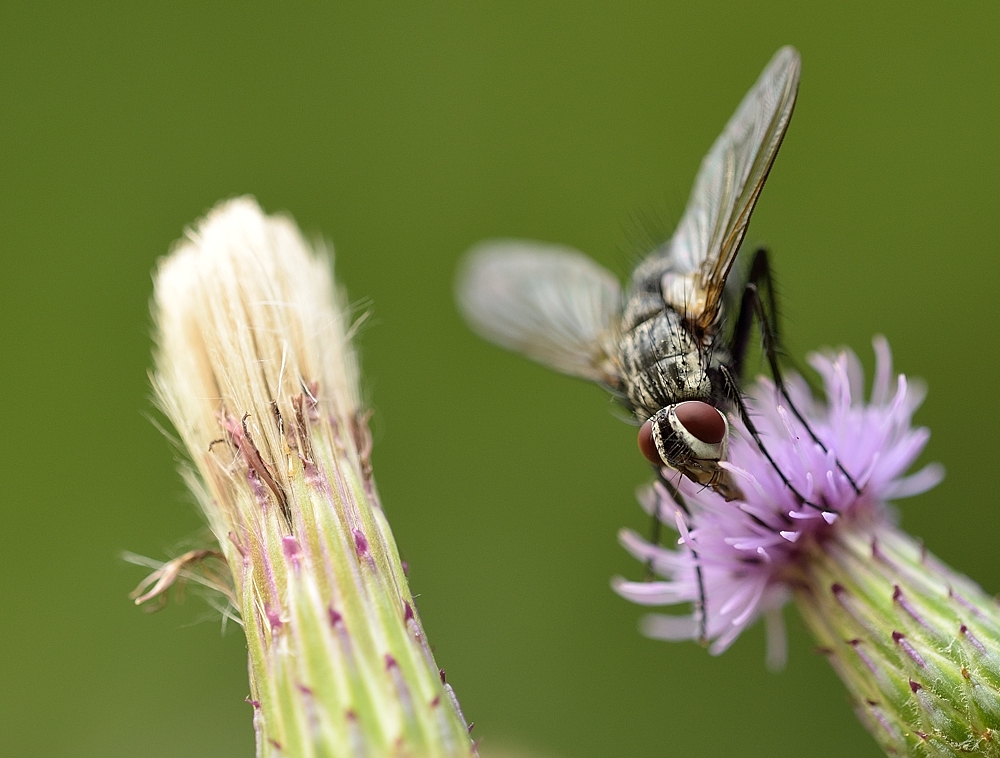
150, 197, 375, 571
152, 196, 360, 500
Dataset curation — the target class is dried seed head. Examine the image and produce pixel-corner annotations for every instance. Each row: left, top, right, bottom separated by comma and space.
147, 197, 475, 757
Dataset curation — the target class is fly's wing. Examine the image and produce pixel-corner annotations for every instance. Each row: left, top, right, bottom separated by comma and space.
663, 46, 800, 330
456, 240, 622, 386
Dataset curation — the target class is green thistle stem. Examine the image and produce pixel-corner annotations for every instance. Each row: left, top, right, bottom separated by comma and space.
226, 409, 469, 757
795, 518, 1000, 756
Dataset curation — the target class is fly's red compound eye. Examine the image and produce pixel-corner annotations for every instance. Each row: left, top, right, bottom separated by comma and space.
637, 419, 663, 465
674, 401, 726, 445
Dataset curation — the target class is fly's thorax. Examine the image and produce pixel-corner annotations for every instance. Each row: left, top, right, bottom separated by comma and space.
661, 272, 709, 319
616, 307, 714, 417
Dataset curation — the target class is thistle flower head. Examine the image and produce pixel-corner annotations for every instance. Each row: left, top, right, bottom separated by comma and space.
146, 198, 475, 757
615, 339, 1000, 755
615, 337, 942, 657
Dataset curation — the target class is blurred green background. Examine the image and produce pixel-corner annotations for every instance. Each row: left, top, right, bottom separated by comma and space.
2, 3, 999, 756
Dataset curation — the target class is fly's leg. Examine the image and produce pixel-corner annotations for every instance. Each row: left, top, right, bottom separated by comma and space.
731, 248, 861, 495
646, 468, 708, 645
730, 247, 781, 376
720, 364, 826, 511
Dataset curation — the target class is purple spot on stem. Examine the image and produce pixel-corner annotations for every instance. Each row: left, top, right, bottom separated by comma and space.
328, 606, 343, 627
961, 624, 989, 655
950, 588, 986, 619
439, 669, 447, 684
266, 606, 283, 632
430, 695, 440, 708
865, 700, 902, 741
849, 639, 879, 675
404, 601, 414, 622
301, 454, 321, 483
282, 536, 302, 569
909, 679, 922, 693
402, 560, 410, 576
384, 654, 414, 719
353, 528, 369, 556
892, 632, 926, 668
246, 697, 261, 709
893, 585, 929, 629
247, 468, 270, 509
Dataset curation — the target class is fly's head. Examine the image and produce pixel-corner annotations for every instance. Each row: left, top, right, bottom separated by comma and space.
638, 401, 743, 501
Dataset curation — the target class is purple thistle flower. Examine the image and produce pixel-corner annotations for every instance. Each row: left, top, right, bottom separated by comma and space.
615, 338, 1000, 754
615, 336, 942, 660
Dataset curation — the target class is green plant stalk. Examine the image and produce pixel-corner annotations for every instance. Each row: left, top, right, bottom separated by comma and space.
794, 521, 1000, 756
148, 197, 475, 757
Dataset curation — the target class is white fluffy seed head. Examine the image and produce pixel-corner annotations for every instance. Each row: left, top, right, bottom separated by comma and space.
152, 196, 361, 530
147, 198, 477, 756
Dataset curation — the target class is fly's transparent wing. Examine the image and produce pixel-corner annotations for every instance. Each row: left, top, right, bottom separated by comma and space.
456, 240, 621, 385
665, 46, 801, 329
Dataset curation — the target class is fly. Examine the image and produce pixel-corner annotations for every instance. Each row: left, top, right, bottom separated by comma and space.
457, 47, 858, 529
